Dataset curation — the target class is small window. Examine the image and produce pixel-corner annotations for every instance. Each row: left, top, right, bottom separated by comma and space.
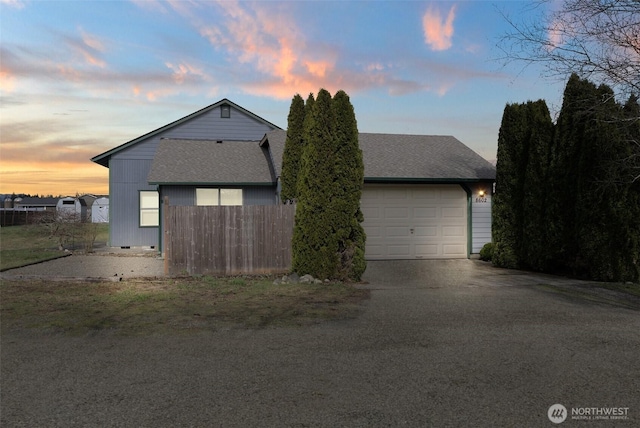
220, 105, 230, 118
196, 188, 219, 206
196, 188, 242, 206
62, 200, 75, 205
220, 189, 242, 206
140, 191, 159, 227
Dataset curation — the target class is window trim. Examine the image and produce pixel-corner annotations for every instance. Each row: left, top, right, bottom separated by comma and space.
220, 104, 231, 118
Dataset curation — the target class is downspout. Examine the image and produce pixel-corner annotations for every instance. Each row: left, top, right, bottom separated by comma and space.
156, 185, 162, 255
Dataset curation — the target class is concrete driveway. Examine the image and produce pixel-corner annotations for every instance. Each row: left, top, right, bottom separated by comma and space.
2, 259, 639, 427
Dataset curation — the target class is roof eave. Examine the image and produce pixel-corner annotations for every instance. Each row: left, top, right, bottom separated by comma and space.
149, 181, 276, 186
364, 177, 495, 183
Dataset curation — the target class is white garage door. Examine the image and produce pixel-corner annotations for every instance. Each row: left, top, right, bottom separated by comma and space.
361, 184, 468, 259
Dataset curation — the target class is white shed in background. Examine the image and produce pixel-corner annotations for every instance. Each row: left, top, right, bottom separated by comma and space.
92, 197, 109, 223
56, 197, 82, 220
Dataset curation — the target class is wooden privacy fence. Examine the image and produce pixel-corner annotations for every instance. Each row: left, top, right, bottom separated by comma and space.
163, 200, 296, 276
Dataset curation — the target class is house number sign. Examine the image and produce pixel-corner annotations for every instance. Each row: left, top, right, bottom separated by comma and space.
475, 197, 488, 203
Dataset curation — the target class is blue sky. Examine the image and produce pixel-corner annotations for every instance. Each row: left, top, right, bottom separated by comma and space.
0, 0, 566, 196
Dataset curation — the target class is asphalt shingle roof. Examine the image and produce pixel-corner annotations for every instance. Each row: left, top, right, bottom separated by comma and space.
360, 133, 495, 180
262, 130, 495, 181
147, 139, 275, 184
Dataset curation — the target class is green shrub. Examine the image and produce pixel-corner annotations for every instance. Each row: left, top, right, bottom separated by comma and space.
479, 242, 494, 262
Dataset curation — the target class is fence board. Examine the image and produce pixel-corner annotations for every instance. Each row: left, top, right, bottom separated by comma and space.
164, 203, 295, 275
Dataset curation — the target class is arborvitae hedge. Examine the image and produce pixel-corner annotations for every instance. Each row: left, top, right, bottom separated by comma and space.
291, 89, 366, 281
521, 101, 554, 271
280, 94, 305, 203
493, 102, 527, 269
331, 90, 366, 281
493, 74, 640, 282
293, 89, 340, 279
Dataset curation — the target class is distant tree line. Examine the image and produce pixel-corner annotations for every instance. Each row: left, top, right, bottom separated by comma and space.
281, 89, 366, 281
493, 74, 640, 282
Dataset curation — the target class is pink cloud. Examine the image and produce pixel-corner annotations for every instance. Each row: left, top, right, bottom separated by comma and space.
193, 0, 345, 99
547, 19, 565, 50
0, 69, 16, 91
422, 4, 457, 51
165, 62, 208, 84
0, 0, 25, 9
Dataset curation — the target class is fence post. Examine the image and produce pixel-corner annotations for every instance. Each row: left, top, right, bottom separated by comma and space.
163, 196, 170, 276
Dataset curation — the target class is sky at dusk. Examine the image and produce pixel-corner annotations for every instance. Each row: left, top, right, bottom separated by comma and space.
1, 0, 568, 196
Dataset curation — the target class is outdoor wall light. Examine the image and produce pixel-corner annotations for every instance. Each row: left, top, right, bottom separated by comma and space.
478, 190, 486, 197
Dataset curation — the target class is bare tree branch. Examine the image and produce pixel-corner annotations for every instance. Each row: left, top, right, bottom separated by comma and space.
497, 0, 640, 97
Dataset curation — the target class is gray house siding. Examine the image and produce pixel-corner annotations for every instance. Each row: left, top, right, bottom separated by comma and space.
107, 104, 277, 248
469, 183, 492, 253
109, 159, 158, 247
162, 107, 273, 141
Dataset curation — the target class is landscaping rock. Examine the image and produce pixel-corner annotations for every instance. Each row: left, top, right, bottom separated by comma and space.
273, 273, 330, 285
299, 274, 314, 284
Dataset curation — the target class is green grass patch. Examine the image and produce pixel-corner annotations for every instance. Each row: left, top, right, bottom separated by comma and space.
0, 276, 370, 335
0, 223, 109, 270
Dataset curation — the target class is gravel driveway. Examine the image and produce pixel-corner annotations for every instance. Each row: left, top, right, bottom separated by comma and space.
1, 252, 165, 280
2, 259, 639, 427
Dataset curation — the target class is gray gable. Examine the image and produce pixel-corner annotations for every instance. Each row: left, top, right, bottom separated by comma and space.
147, 139, 275, 185
261, 130, 495, 181
260, 129, 286, 178
92, 99, 281, 168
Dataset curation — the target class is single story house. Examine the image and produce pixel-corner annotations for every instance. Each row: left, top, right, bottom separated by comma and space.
12, 197, 59, 212
92, 99, 495, 259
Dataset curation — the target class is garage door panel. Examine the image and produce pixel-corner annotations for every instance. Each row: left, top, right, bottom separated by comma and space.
414, 226, 437, 237
362, 184, 467, 260
443, 244, 466, 256
415, 244, 438, 257
361, 206, 381, 220
365, 226, 382, 239
413, 207, 437, 218
441, 190, 465, 200
383, 189, 409, 200
442, 226, 465, 237
386, 226, 410, 237
412, 189, 438, 200
384, 207, 409, 219
387, 245, 411, 257
365, 244, 384, 258
442, 207, 466, 218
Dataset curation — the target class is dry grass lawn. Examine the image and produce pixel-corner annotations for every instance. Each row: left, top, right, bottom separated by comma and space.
0, 276, 370, 335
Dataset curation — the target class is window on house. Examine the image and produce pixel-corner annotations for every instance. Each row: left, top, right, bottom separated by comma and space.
221, 105, 230, 118
140, 190, 159, 227
196, 188, 243, 206
196, 188, 219, 206
220, 189, 242, 206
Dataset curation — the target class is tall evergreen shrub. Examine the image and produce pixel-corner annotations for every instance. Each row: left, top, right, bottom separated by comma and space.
293, 89, 340, 279
493, 103, 527, 268
280, 94, 305, 203
291, 89, 367, 280
331, 90, 366, 280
